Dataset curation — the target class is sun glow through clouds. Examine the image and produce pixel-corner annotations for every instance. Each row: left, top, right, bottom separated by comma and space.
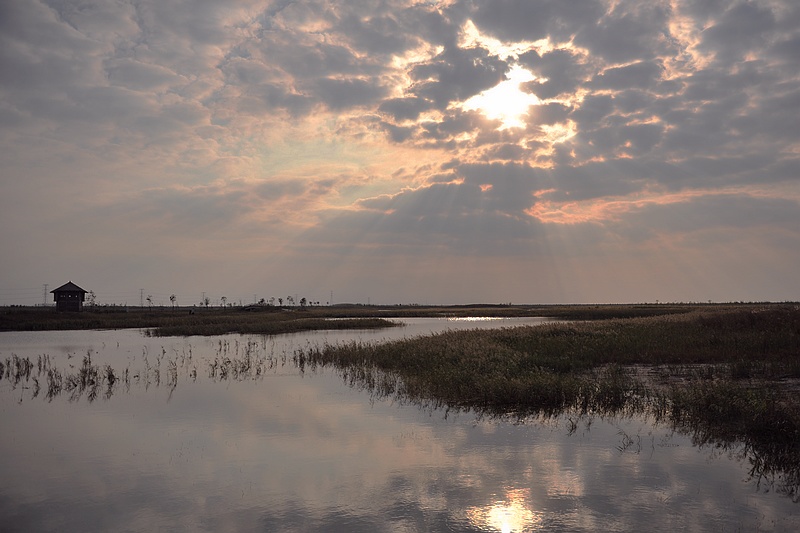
462, 65, 540, 130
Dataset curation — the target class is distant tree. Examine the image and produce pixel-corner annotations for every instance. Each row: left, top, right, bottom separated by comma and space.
170, 294, 177, 308
268, 297, 275, 306
203, 297, 210, 308
287, 296, 294, 306
147, 295, 153, 308
221, 296, 227, 307
258, 298, 266, 306
278, 297, 283, 306
87, 290, 97, 307
300, 297, 307, 307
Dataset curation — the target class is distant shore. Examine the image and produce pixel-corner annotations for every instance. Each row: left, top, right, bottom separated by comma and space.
0, 301, 768, 335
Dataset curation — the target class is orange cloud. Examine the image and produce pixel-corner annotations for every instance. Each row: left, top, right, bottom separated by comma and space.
527, 188, 764, 225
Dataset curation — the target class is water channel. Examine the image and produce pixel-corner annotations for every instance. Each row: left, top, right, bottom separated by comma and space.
1, 318, 798, 531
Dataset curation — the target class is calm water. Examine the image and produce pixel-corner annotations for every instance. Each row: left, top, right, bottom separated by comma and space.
1, 318, 798, 532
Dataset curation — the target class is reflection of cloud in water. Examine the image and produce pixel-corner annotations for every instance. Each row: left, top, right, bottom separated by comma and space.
466, 488, 543, 532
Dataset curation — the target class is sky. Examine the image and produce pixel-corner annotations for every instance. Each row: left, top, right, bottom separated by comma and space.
1, 0, 799, 307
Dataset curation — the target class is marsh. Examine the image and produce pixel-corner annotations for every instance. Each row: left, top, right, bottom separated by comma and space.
1, 316, 799, 531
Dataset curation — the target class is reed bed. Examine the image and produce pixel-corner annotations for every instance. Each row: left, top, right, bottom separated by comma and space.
0, 336, 298, 404
295, 305, 800, 500
299, 306, 800, 406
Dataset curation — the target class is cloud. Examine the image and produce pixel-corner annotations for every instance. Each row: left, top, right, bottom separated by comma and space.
612, 194, 800, 242
699, 1, 776, 62
573, 1, 675, 63
408, 45, 509, 110
519, 48, 592, 100
314, 77, 390, 110
589, 60, 664, 90
470, 0, 605, 43
378, 97, 433, 122
2, 0, 800, 304
105, 59, 184, 92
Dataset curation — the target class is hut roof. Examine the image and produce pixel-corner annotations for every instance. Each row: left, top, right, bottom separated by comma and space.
51, 281, 88, 294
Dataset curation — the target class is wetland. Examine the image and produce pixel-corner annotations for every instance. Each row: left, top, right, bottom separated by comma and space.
1, 304, 799, 531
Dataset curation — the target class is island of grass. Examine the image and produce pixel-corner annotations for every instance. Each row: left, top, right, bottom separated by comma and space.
0, 305, 401, 336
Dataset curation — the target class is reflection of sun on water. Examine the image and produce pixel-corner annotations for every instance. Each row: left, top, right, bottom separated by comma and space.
466, 488, 543, 532
461, 65, 540, 130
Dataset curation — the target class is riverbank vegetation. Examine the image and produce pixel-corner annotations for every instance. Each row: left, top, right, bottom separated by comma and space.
296, 304, 800, 500
298, 304, 800, 413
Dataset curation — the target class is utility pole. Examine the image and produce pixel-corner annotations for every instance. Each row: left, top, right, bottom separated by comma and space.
330, 291, 333, 306
43, 284, 48, 306
140, 289, 144, 308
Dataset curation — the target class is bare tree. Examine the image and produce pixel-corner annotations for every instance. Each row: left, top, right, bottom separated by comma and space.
170, 294, 177, 308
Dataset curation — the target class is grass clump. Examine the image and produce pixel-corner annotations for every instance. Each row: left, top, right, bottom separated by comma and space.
147, 316, 395, 337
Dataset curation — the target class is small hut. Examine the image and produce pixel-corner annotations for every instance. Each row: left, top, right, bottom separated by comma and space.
51, 281, 88, 312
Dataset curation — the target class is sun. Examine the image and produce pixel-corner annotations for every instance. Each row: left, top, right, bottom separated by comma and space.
462, 65, 540, 130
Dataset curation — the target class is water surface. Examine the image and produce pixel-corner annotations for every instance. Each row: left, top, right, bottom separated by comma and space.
1, 319, 798, 531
